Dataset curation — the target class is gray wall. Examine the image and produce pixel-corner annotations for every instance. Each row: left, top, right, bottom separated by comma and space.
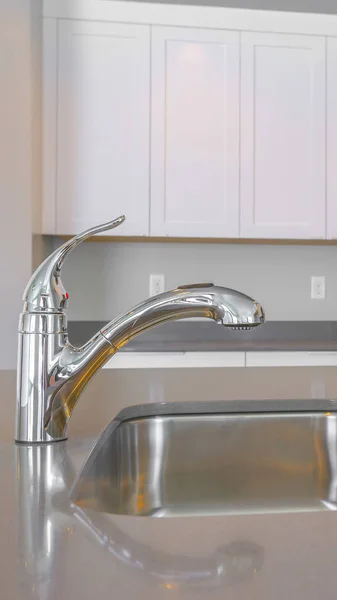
60, 240, 337, 322
223, 0, 337, 12
154, 0, 337, 14
0, 0, 41, 369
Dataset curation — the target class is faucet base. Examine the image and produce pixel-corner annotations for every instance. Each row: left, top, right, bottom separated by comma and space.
15, 437, 68, 445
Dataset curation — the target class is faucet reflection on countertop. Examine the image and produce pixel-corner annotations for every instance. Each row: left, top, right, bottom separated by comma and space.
15, 441, 264, 598
15, 215, 265, 444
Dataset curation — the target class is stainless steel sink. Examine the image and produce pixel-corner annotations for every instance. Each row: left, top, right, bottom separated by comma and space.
71, 400, 337, 517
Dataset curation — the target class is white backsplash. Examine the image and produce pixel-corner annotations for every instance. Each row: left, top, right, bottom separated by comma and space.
50, 239, 337, 322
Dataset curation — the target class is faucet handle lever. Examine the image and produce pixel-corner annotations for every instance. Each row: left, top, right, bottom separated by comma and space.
23, 216, 126, 312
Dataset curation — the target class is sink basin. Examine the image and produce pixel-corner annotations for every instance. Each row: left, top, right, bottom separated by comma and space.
72, 400, 337, 517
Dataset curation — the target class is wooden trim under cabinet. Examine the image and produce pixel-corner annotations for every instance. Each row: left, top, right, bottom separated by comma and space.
55, 235, 337, 246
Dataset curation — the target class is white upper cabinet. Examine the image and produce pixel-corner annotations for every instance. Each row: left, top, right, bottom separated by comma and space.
151, 27, 240, 238
240, 32, 326, 239
46, 20, 150, 235
327, 37, 337, 240
42, 6, 332, 241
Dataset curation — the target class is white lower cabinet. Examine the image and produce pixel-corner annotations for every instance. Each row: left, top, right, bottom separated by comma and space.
103, 351, 337, 369
104, 352, 245, 369
246, 352, 337, 367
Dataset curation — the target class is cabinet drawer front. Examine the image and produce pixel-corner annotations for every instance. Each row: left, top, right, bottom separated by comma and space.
246, 352, 337, 367
240, 32, 326, 240
104, 352, 245, 369
151, 26, 240, 238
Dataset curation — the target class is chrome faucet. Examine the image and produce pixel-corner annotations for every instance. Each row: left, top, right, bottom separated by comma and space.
15, 216, 265, 444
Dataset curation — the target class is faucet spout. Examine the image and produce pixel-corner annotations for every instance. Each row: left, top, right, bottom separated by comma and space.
44, 284, 264, 441
15, 220, 265, 444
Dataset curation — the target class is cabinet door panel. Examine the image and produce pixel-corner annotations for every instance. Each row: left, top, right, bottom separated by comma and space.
241, 32, 325, 239
327, 37, 337, 240
151, 27, 240, 238
57, 21, 150, 235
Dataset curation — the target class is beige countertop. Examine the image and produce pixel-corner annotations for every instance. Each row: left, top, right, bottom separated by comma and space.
2, 367, 337, 599
3, 366, 337, 440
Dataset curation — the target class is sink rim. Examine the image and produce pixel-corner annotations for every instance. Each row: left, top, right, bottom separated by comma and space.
115, 398, 337, 422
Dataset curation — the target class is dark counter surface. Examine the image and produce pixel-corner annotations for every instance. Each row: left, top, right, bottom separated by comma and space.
68, 320, 337, 351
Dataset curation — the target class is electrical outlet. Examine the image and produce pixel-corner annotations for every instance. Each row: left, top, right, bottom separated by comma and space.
311, 276, 326, 300
149, 274, 165, 297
